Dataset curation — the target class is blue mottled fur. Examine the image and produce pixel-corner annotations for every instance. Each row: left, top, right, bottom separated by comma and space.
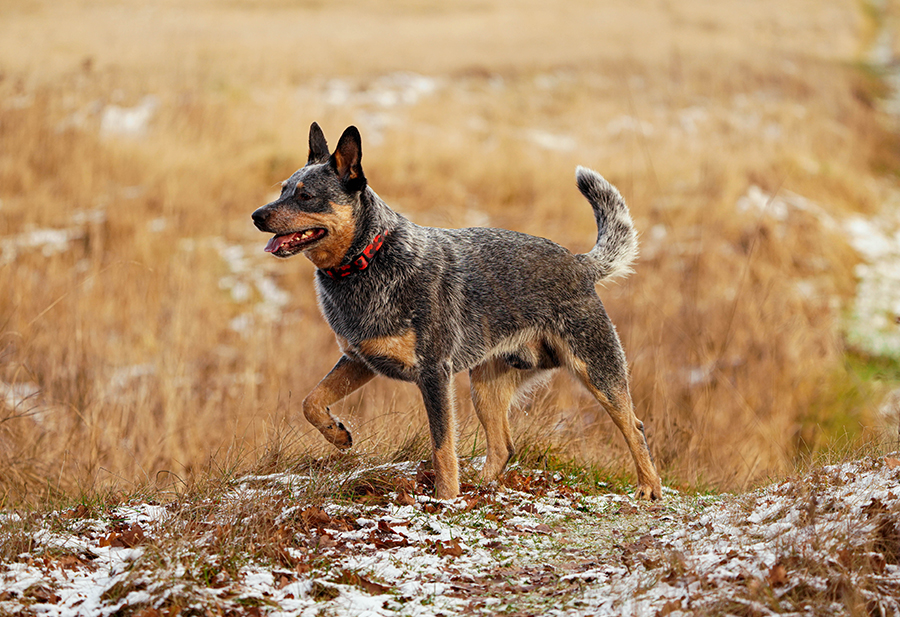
252, 123, 662, 500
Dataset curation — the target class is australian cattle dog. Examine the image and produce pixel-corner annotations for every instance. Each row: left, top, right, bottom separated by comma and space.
252, 123, 662, 500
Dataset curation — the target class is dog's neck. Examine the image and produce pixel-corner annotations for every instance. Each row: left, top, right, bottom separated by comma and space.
319, 188, 401, 279
320, 229, 389, 279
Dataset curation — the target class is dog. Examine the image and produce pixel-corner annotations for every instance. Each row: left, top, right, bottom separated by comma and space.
251, 123, 662, 500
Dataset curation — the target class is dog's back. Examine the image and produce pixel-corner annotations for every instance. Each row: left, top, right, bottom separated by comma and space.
398, 223, 602, 369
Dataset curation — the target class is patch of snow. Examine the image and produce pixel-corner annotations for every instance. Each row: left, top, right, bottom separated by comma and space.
100, 95, 159, 138
843, 201, 900, 357
4, 459, 900, 615
606, 114, 654, 137
737, 185, 900, 358
678, 106, 709, 134
205, 237, 293, 335
107, 363, 157, 393
736, 185, 838, 230
526, 129, 577, 152
0, 209, 107, 265
323, 72, 442, 109
0, 381, 40, 411
147, 217, 168, 233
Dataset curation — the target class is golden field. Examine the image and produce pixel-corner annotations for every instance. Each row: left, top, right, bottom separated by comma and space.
1, 0, 897, 505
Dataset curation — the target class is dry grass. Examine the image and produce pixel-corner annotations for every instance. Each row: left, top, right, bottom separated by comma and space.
0, 0, 896, 505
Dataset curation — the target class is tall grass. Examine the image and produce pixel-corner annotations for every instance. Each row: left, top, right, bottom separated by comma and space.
0, 0, 894, 505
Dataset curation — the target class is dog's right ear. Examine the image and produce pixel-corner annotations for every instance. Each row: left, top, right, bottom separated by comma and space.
307, 122, 330, 165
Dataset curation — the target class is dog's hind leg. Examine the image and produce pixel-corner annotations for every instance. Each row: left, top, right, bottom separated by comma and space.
588, 380, 662, 500
418, 361, 460, 499
565, 319, 662, 500
469, 359, 532, 482
303, 355, 375, 449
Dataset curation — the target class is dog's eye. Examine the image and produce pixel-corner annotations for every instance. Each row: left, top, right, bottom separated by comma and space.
297, 191, 312, 201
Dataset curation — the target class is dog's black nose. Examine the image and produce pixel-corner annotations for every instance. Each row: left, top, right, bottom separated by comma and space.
251, 208, 268, 231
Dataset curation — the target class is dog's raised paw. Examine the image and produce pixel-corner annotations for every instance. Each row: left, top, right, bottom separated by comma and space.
323, 421, 353, 450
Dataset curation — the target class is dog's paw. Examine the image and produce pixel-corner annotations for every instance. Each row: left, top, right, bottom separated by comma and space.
322, 421, 353, 450
476, 463, 505, 485
634, 482, 663, 501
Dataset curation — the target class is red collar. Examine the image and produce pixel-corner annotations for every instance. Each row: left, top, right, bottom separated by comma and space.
321, 230, 389, 279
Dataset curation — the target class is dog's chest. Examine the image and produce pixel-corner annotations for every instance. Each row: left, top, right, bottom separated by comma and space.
335, 330, 419, 381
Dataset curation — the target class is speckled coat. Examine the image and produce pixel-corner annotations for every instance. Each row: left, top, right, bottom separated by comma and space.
252, 123, 661, 500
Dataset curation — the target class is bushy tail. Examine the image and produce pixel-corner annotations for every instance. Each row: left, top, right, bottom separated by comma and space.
576, 166, 638, 282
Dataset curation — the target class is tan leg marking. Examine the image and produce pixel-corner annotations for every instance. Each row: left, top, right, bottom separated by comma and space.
302, 355, 375, 449
432, 423, 460, 499
421, 370, 460, 500
357, 329, 418, 367
470, 359, 525, 482
571, 357, 662, 500
335, 334, 351, 354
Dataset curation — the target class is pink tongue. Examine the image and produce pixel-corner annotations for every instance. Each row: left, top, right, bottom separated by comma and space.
265, 233, 299, 253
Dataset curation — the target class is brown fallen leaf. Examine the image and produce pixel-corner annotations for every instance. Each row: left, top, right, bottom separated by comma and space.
394, 477, 416, 494
24, 585, 61, 604
657, 599, 683, 616
463, 495, 482, 512
335, 571, 391, 595
313, 532, 338, 549
301, 506, 333, 529
276, 573, 295, 590
434, 538, 464, 558
56, 554, 97, 571
62, 504, 90, 520
416, 464, 435, 491
767, 562, 788, 587
100, 522, 147, 549
395, 489, 416, 506
120, 523, 146, 547
367, 527, 409, 549
377, 520, 396, 534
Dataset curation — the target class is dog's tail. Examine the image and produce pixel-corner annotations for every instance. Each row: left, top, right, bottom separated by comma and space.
576, 166, 638, 282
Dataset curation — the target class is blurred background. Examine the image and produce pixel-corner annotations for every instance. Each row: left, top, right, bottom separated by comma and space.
2, 0, 900, 505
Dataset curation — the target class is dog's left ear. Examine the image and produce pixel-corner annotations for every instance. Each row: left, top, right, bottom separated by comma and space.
330, 126, 366, 192
308, 122, 330, 165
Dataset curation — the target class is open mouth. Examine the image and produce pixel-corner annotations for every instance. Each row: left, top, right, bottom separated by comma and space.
264, 228, 327, 257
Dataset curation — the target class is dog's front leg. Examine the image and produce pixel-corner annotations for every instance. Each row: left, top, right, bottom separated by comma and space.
418, 362, 460, 499
302, 354, 375, 449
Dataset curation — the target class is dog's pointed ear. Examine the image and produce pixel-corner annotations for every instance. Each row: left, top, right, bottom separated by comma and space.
330, 126, 366, 192
307, 122, 330, 165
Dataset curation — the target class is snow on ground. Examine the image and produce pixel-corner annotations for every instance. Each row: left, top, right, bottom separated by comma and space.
844, 201, 900, 358
736, 183, 900, 361
1, 457, 900, 616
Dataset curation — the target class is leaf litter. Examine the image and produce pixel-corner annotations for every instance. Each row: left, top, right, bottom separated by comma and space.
1, 456, 900, 616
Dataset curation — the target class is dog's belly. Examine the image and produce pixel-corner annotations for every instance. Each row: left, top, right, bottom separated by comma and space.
454, 327, 566, 374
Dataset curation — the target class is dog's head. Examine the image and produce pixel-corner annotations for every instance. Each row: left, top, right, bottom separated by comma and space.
251, 123, 367, 268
